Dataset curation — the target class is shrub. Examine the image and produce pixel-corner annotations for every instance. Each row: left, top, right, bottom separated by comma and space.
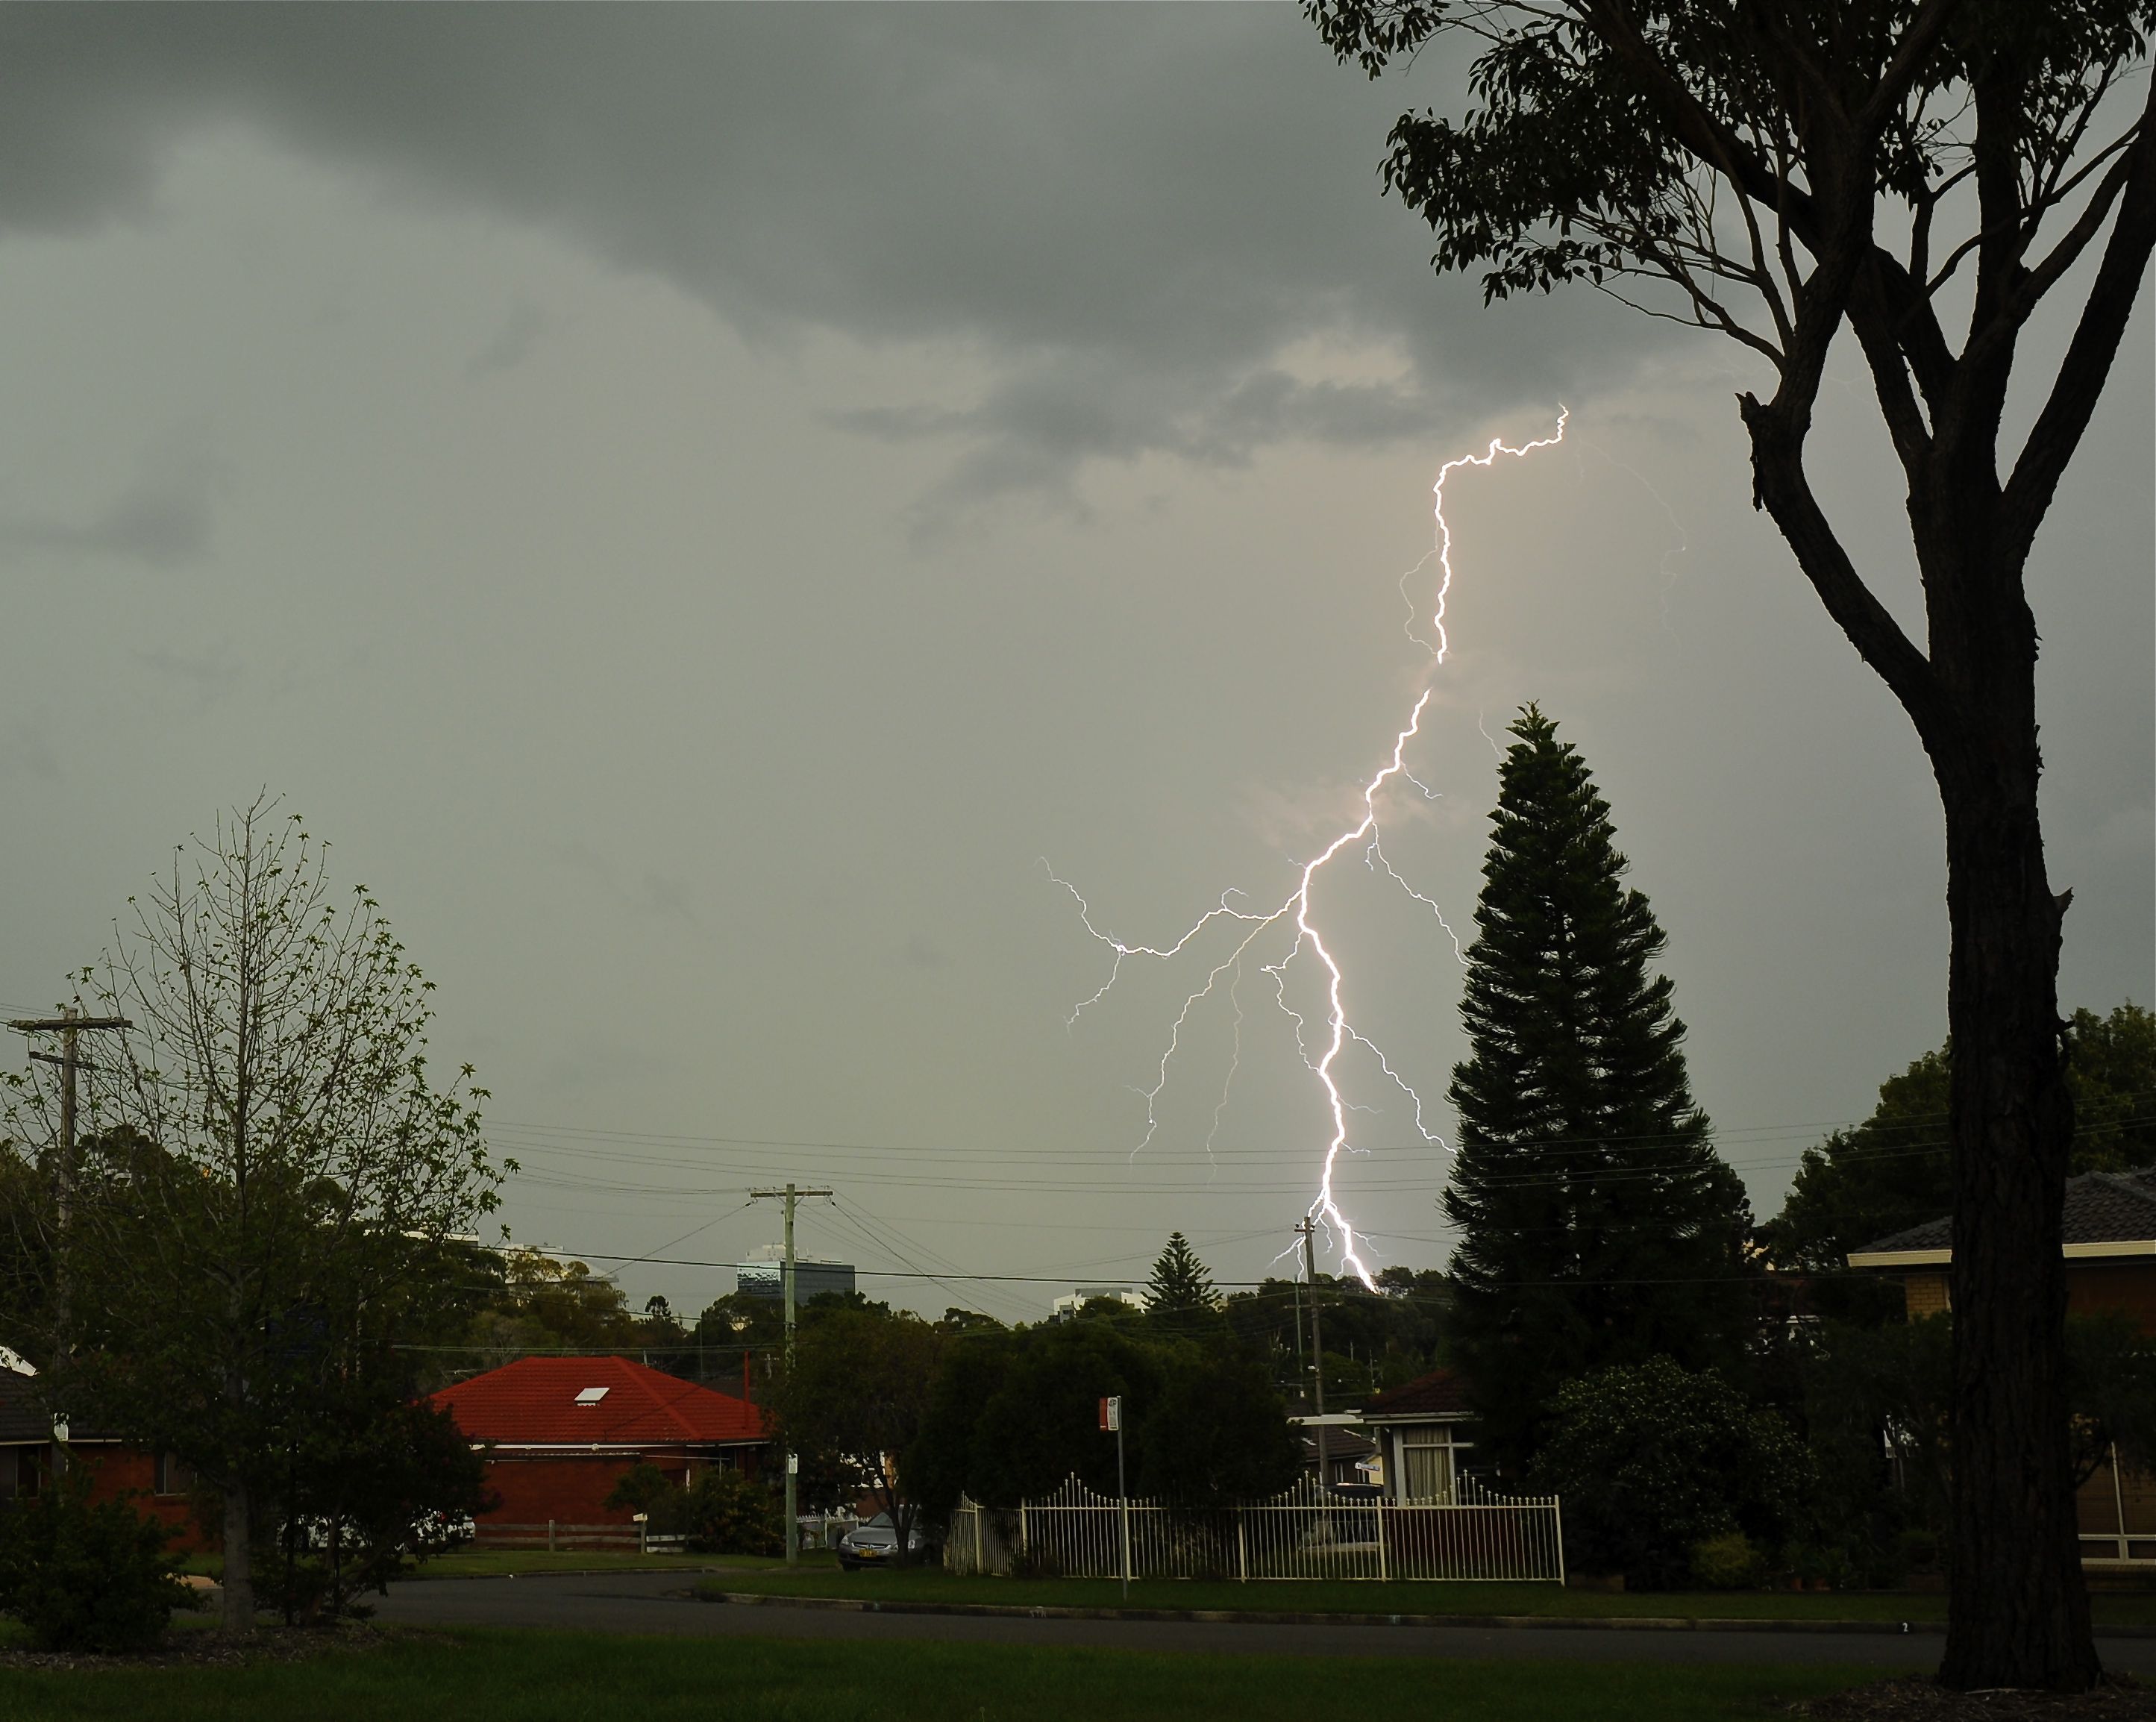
604, 1463, 780, 1555
1688, 1530, 1761, 1590
260, 1397, 495, 1624
0, 1487, 198, 1652
1530, 1356, 1812, 1590
603, 1462, 678, 1521
681, 1468, 783, 1556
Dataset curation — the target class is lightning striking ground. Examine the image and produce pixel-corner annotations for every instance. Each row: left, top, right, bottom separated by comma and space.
1051, 410, 1568, 1286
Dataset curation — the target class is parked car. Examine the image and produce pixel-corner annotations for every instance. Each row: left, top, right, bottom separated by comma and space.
836, 1512, 931, 1571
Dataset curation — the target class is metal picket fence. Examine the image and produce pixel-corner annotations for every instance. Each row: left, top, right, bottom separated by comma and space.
945, 1472, 1561, 1583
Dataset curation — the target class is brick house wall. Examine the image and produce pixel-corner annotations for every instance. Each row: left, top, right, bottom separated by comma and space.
476, 1447, 759, 1529
479, 1456, 645, 1527
4, 1444, 209, 1553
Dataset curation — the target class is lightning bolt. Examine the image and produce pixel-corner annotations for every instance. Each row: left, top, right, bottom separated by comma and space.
1051, 409, 1568, 1287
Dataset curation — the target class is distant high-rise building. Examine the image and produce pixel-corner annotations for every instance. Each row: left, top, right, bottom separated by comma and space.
735, 1243, 856, 1303
1050, 1284, 1147, 1322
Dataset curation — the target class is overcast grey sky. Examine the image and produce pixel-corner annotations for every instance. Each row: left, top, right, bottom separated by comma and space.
0, 4, 2147, 1321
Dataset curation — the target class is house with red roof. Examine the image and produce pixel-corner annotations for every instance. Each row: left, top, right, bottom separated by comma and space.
431, 1355, 770, 1539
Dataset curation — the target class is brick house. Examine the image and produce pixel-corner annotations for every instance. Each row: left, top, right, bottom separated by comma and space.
1849, 1167, 2156, 1570
0, 1361, 205, 1550
431, 1354, 769, 1540
1354, 1368, 1477, 1503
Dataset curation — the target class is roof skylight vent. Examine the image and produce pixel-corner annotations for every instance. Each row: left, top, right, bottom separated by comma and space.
574, 1386, 609, 1406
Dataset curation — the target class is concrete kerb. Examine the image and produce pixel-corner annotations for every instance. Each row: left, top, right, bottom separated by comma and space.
692, 1589, 2156, 1639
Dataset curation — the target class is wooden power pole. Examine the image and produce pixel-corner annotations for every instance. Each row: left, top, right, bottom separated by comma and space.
749, 1183, 831, 1565
8, 1007, 131, 1474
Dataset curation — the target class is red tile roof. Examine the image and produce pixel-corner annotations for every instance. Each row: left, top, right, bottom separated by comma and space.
432, 1356, 768, 1449
1356, 1367, 1473, 1421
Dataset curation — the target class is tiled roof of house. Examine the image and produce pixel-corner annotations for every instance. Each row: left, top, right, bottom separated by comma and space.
1297, 1428, 1377, 1463
1354, 1367, 1473, 1421
431, 1355, 768, 1449
1853, 1167, 2156, 1259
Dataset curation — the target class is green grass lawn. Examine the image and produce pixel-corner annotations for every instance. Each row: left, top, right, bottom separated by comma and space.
0, 1627, 1873, 1721
186, 1547, 841, 1581
692, 1565, 2156, 1627
411, 1549, 749, 1579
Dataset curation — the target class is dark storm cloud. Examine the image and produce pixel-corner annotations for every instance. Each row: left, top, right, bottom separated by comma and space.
0, 4, 1653, 498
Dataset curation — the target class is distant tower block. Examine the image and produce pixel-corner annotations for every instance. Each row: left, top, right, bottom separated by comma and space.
736, 1244, 855, 1303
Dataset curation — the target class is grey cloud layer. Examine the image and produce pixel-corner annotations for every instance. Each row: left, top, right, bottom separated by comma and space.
0, 448, 216, 569
0, 4, 1653, 498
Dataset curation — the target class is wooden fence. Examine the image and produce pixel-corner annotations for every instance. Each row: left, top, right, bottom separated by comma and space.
945, 1473, 1562, 1583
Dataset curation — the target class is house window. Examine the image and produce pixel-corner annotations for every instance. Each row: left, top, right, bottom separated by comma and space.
154, 1453, 194, 1497
1400, 1428, 1467, 1502
13, 1447, 42, 1498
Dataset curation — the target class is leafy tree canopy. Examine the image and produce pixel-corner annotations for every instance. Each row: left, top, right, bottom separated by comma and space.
1765, 1002, 2156, 1279
3, 801, 503, 1632
906, 1319, 1297, 1515
770, 1305, 942, 1559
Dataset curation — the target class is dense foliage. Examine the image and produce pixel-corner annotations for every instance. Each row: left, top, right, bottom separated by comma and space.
770, 1305, 943, 1561
260, 1397, 493, 1624
1220, 1269, 1453, 1404
1766, 1004, 2156, 1284
1530, 1357, 1812, 1588
1444, 708, 1750, 1468
455, 1249, 650, 1374
907, 1315, 1297, 1517
605, 1462, 783, 1556
0, 1487, 197, 1652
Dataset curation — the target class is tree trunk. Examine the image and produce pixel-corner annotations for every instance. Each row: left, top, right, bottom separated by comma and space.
221, 1476, 255, 1636
1933, 748, 2095, 1689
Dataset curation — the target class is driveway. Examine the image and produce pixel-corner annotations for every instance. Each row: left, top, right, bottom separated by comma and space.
373, 1573, 2156, 1672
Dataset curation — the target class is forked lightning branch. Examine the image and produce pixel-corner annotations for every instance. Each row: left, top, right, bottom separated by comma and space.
1050, 410, 1568, 1288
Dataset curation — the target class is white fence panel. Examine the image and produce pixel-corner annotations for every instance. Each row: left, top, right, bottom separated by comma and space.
944, 1473, 1562, 1583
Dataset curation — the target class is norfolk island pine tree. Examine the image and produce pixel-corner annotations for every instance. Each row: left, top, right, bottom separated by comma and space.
1147, 1233, 1219, 1321
1444, 709, 1751, 1474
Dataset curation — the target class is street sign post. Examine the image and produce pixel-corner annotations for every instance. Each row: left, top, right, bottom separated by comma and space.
1100, 1395, 1129, 1597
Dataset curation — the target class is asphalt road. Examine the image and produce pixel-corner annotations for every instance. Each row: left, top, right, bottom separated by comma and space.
372, 1573, 2156, 1671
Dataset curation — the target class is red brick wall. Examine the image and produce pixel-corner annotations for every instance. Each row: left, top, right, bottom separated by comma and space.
49, 1447, 209, 1553
476, 1447, 760, 1526
479, 1456, 639, 1526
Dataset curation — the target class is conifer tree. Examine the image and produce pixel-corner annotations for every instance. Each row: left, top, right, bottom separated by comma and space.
1444, 708, 1749, 1470
1145, 1232, 1218, 1320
